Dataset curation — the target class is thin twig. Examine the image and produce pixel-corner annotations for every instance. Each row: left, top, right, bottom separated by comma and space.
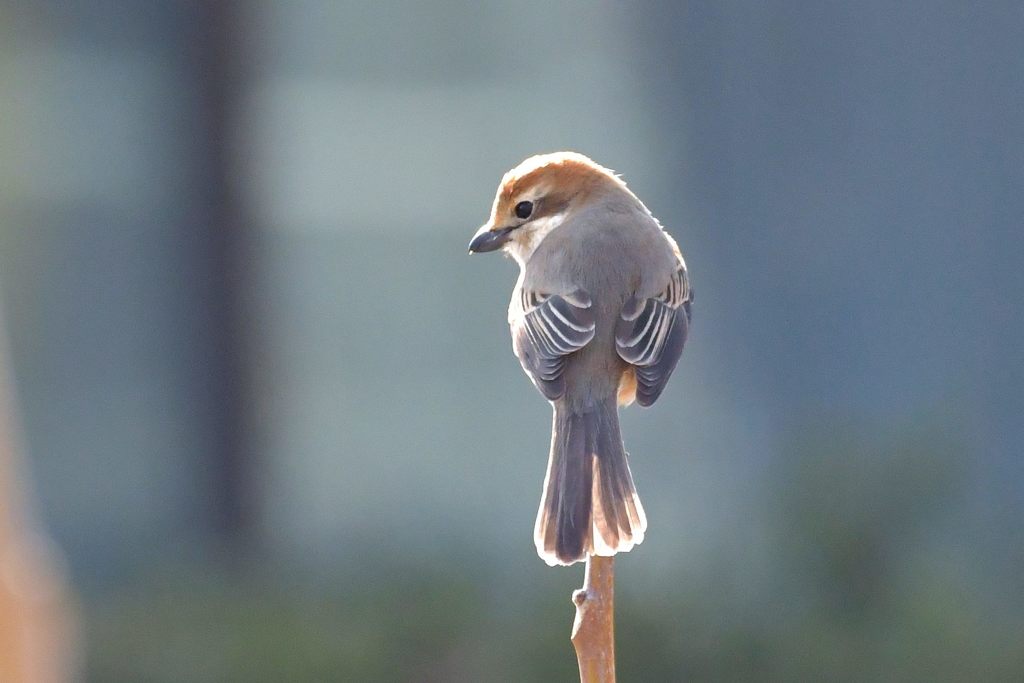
571, 555, 615, 682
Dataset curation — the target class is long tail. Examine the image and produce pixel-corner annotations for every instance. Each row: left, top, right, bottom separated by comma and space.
534, 397, 647, 566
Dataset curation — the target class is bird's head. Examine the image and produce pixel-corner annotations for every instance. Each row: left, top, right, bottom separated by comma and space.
468, 151, 635, 264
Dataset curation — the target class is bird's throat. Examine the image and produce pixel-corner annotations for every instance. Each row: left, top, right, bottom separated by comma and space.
506, 212, 567, 266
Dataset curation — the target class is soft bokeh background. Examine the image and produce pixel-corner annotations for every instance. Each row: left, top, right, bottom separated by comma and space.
1, 1, 1022, 680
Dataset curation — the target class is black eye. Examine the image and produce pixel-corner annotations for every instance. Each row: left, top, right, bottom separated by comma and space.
514, 200, 534, 220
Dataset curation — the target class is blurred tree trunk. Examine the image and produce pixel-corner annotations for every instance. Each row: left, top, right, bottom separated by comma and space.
0, 310, 78, 682
192, 0, 255, 549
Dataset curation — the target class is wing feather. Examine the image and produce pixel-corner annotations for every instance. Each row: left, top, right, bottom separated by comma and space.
511, 288, 596, 400
615, 264, 692, 406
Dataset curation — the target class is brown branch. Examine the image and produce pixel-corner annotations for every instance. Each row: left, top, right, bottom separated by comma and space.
571, 555, 616, 682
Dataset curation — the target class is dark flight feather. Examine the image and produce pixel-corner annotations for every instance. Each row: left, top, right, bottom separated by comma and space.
615, 264, 692, 406
511, 288, 596, 400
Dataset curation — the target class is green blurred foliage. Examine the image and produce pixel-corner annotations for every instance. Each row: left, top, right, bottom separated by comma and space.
86, 424, 1024, 682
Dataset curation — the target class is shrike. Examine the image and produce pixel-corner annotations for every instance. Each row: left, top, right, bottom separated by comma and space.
469, 152, 693, 566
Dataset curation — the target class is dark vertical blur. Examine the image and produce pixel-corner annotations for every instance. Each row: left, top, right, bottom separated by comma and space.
189, 1, 254, 549
0, 1, 257, 576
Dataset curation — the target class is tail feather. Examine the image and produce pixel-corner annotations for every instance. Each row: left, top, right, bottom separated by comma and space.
534, 398, 646, 566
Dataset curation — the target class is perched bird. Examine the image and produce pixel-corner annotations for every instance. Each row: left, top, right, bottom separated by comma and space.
469, 152, 692, 566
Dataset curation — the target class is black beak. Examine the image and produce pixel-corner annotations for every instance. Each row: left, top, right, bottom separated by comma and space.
468, 226, 513, 254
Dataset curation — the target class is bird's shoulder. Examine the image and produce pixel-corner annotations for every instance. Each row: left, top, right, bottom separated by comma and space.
523, 205, 680, 303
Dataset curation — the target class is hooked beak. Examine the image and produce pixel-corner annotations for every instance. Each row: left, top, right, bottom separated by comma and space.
468, 224, 514, 254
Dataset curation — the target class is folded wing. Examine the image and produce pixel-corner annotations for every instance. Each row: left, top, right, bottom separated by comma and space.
615, 263, 692, 406
511, 288, 596, 400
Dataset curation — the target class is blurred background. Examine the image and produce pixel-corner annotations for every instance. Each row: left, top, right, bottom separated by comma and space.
0, 1, 1022, 680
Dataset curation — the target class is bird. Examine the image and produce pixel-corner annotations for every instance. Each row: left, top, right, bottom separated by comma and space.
468, 152, 693, 566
